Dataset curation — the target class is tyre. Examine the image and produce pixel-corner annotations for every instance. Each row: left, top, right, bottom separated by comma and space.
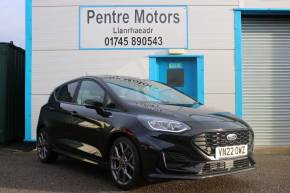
37, 128, 58, 163
109, 137, 141, 190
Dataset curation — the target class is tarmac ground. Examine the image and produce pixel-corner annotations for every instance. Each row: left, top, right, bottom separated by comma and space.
0, 143, 289, 193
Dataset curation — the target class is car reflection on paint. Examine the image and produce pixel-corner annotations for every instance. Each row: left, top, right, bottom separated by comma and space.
36, 75, 255, 190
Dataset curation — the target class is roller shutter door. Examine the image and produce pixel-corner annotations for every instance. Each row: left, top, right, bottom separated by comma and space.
242, 15, 290, 146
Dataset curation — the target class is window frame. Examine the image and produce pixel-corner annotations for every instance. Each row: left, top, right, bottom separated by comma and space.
53, 80, 81, 104
53, 77, 121, 111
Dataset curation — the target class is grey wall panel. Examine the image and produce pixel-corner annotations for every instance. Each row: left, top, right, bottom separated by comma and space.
205, 94, 235, 113
32, 50, 152, 94
31, 95, 49, 139
33, 0, 238, 7
202, 50, 235, 94
188, 6, 235, 49
32, 5, 235, 50
192, 50, 235, 94
32, 50, 235, 95
33, 7, 78, 50
241, 0, 290, 8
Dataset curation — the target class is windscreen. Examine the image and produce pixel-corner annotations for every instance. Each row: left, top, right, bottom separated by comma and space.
103, 76, 196, 106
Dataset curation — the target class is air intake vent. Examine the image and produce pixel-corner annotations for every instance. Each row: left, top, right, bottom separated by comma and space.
201, 158, 251, 175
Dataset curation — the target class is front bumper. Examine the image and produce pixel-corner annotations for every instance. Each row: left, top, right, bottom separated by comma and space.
147, 153, 255, 180
137, 129, 255, 180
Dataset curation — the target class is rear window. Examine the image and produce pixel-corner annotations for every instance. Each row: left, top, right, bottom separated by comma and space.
55, 81, 79, 103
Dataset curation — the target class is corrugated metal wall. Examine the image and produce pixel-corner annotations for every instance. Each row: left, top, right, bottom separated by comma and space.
242, 15, 290, 145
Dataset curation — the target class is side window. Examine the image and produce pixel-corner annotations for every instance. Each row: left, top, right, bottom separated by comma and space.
55, 81, 78, 103
76, 80, 105, 105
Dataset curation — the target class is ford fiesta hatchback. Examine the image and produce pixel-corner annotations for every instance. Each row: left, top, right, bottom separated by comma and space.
37, 75, 255, 189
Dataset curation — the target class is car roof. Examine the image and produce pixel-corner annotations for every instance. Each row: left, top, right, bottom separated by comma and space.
54, 75, 153, 92
100, 75, 145, 79
81, 75, 150, 82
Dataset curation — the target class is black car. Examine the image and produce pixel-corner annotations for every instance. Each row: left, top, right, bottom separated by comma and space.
37, 75, 255, 189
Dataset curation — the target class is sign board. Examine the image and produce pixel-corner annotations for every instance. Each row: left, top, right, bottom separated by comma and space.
169, 63, 183, 69
79, 6, 188, 49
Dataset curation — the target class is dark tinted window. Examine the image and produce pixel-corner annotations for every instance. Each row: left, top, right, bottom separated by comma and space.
76, 80, 105, 105
56, 81, 79, 103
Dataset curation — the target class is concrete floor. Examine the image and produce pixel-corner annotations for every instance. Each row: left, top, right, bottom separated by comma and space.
0, 144, 289, 193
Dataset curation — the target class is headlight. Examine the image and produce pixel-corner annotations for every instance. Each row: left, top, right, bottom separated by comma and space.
138, 116, 191, 133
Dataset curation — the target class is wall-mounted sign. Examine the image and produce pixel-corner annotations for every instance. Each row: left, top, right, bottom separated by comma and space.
79, 6, 188, 50
169, 63, 183, 69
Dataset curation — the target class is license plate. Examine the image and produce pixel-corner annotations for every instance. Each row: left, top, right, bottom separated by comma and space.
216, 145, 248, 159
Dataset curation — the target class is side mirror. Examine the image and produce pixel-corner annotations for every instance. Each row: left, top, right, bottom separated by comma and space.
84, 99, 112, 118
84, 99, 103, 109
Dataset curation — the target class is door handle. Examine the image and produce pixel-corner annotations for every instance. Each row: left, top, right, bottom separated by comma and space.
69, 111, 78, 116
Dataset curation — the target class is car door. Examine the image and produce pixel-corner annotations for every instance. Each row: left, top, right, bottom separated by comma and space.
49, 80, 80, 149
68, 79, 111, 161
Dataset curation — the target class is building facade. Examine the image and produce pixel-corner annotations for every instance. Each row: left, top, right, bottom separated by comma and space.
26, 0, 290, 146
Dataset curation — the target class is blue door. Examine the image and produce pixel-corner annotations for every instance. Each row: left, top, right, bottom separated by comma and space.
153, 57, 197, 99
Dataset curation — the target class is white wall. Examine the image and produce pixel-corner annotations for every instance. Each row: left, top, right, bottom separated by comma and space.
31, 0, 239, 139
240, 0, 290, 8
32, 0, 238, 6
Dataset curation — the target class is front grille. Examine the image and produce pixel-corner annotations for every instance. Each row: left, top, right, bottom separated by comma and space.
193, 130, 251, 156
201, 158, 251, 175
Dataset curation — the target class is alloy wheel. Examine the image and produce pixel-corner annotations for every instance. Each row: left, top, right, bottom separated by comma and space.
110, 142, 135, 186
37, 131, 48, 160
